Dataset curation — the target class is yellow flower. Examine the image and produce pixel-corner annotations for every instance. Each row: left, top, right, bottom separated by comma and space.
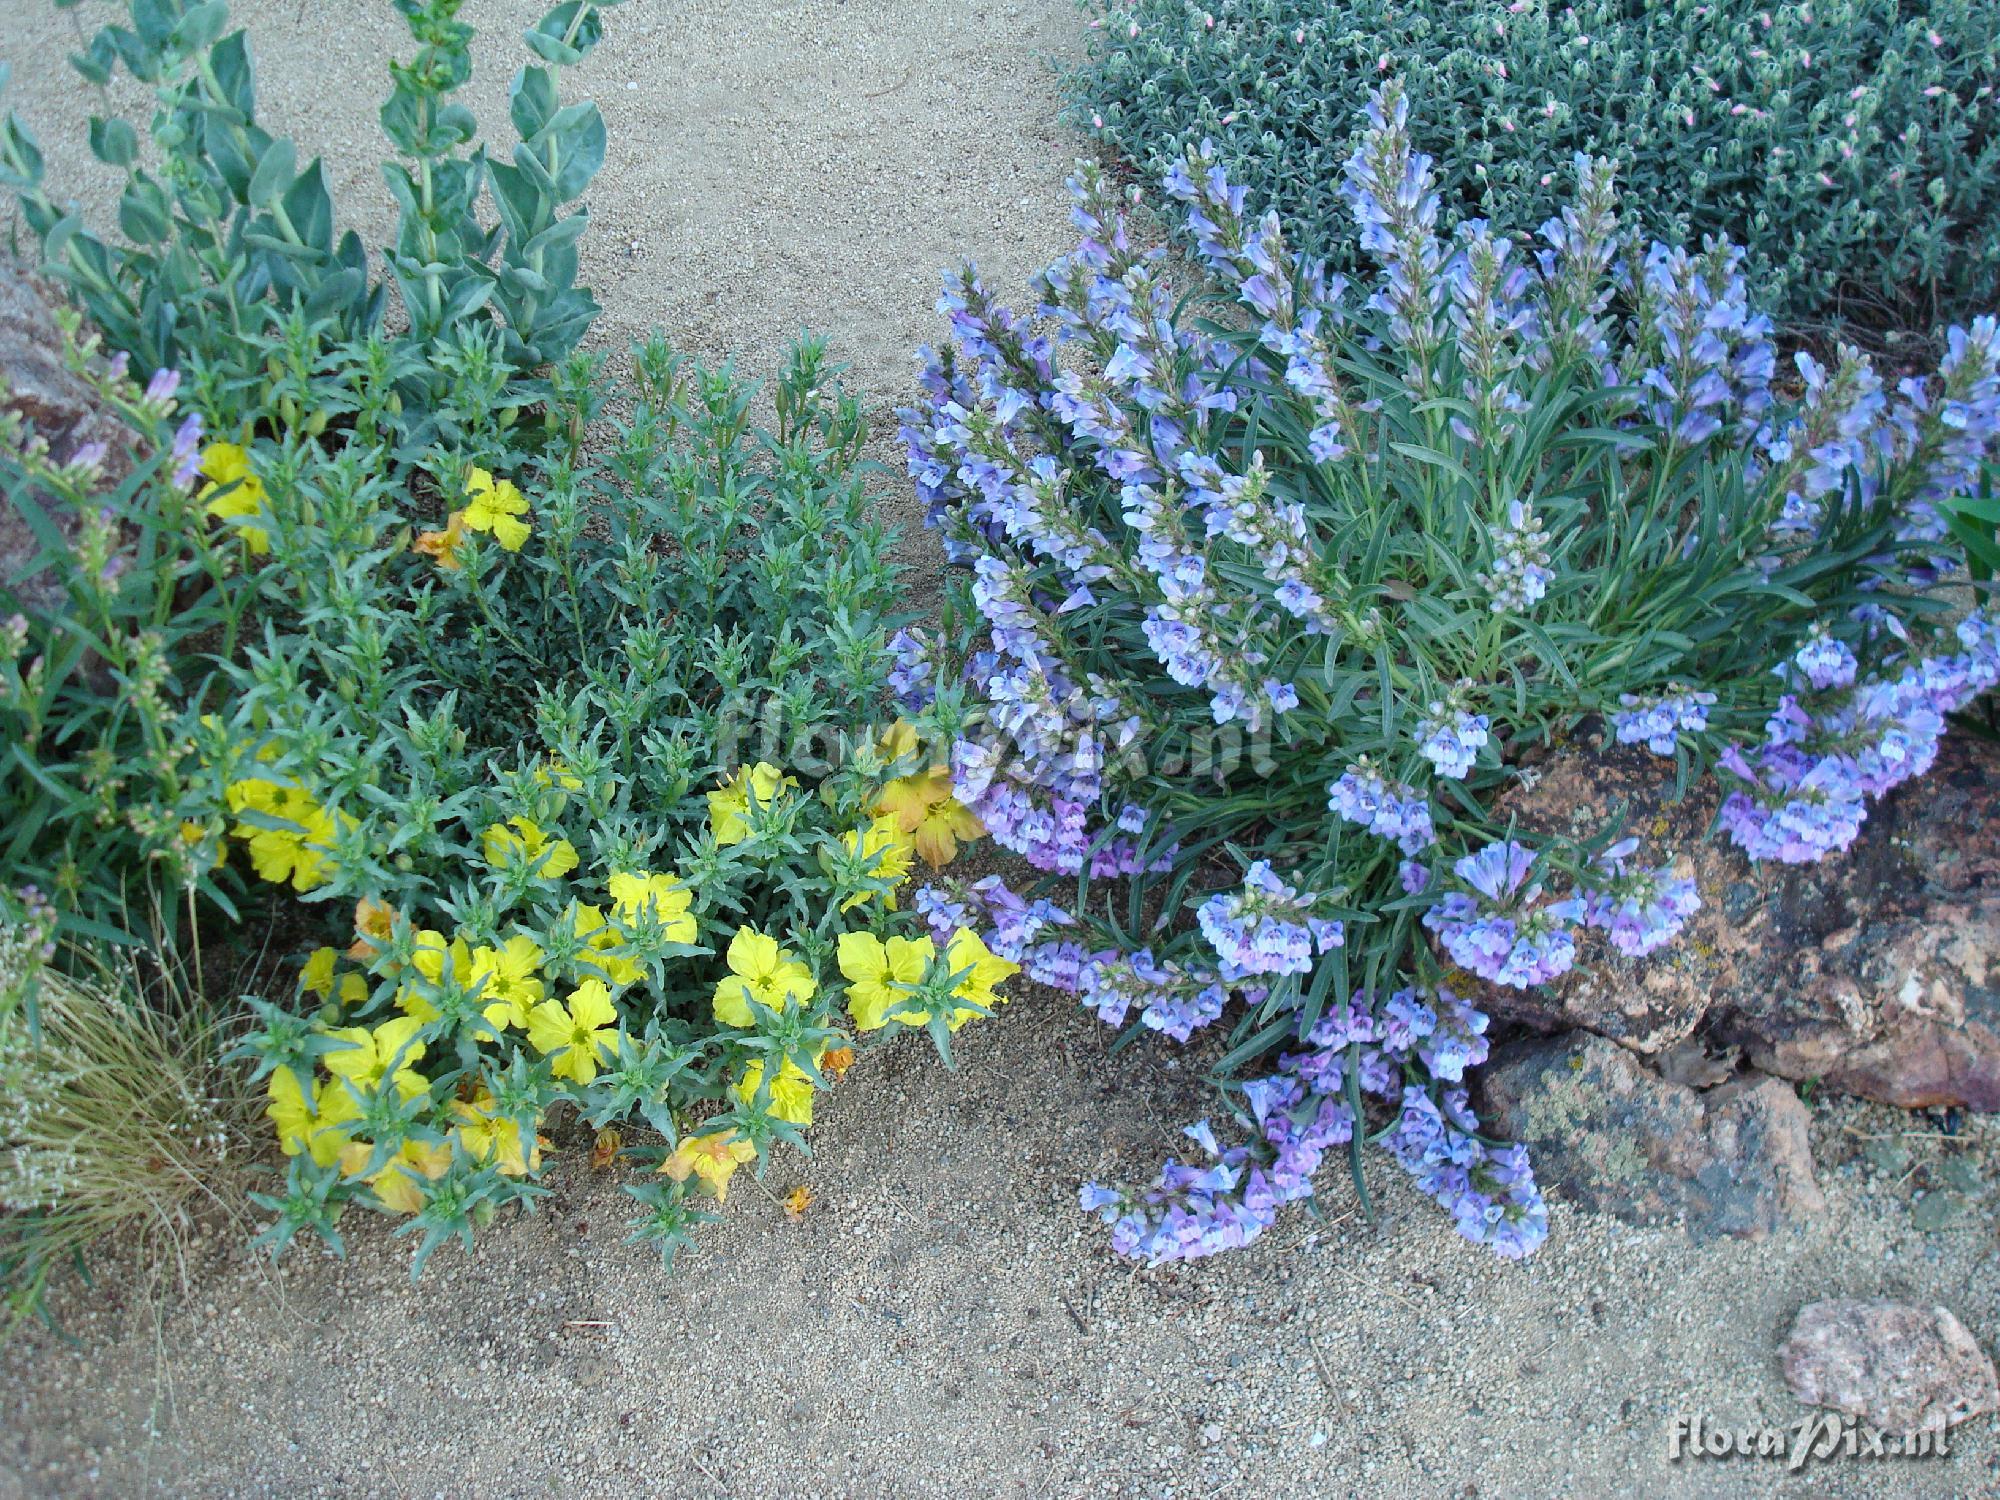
534, 758, 583, 791
452, 1090, 545, 1176
482, 816, 578, 879
659, 1129, 758, 1202
224, 777, 308, 818
711, 926, 815, 1028
299, 950, 369, 1008
301, 946, 338, 999
198, 441, 270, 554
840, 815, 915, 910
266, 1070, 360, 1167
836, 929, 934, 1033
570, 901, 643, 985
706, 762, 795, 846
461, 466, 530, 551
526, 978, 618, 1084
412, 510, 468, 570
243, 806, 347, 890
940, 927, 1019, 1030
734, 1054, 819, 1126
396, 929, 473, 1022
226, 779, 350, 891
876, 718, 926, 769
467, 934, 546, 1030
323, 1017, 429, 1101
339, 1138, 452, 1216
606, 871, 697, 941
874, 765, 984, 869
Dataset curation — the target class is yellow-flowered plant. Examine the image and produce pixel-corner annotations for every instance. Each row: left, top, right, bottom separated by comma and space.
659, 1130, 757, 1202
223, 777, 354, 894
526, 978, 618, 1084
169, 326, 1014, 1277
235, 736, 1018, 1276
710, 926, 814, 1027
483, 818, 579, 879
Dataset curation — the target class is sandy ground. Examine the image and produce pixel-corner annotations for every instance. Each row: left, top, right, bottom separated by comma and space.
5, 2, 2000, 1497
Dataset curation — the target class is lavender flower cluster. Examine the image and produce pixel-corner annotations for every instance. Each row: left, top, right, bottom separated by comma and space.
1717, 612, 2000, 863
1613, 687, 1716, 756
1327, 760, 1435, 853
900, 80, 2000, 1270
1195, 860, 1343, 980
1422, 834, 1701, 988
1081, 987, 1545, 1264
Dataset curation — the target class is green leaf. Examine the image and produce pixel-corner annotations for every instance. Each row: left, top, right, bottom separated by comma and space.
118, 176, 172, 244
88, 115, 138, 168
207, 29, 255, 119
172, 2, 232, 55
0, 108, 46, 192
246, 137, 296, 211
510, 64, 559, 141
523, 3, 603, 66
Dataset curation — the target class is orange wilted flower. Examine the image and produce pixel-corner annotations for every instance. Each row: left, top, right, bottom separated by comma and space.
413, 510, 469, 570
783, 1185, 813, 1222
822, 1045, 856, 1082
348, 895, 397, 961
590, 1127, 624, 1171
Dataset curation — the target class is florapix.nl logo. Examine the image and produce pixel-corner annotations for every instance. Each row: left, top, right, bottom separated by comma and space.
1668, 1411, 1950, 1473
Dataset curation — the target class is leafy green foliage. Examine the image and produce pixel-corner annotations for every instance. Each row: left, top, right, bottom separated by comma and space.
0, 0, 617, 450
2, 0, 1004, 1277
1070, 0, 2000, 335
1943, 466, 2000, 580
0, 0, 615, 943
1, 328, 247, 947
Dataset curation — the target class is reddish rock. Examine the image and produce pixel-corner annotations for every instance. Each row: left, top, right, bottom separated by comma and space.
1781, 1299, 1999, 1434
1478, 1031, 1823, 1241
1488, 734, 2000, 1111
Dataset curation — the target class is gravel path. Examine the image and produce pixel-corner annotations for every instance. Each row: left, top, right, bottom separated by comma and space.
4, 4, 2000, 1497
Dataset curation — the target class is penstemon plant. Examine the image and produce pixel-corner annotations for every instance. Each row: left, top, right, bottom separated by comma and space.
898, 82, 2000, 1264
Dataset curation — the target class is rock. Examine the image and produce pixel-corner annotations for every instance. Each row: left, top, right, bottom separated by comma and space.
1486, 736, 2000, 1111
1478, 1031, 1823, 1241
1780, 1299, 1999, 1433
2, 255, 138, 619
